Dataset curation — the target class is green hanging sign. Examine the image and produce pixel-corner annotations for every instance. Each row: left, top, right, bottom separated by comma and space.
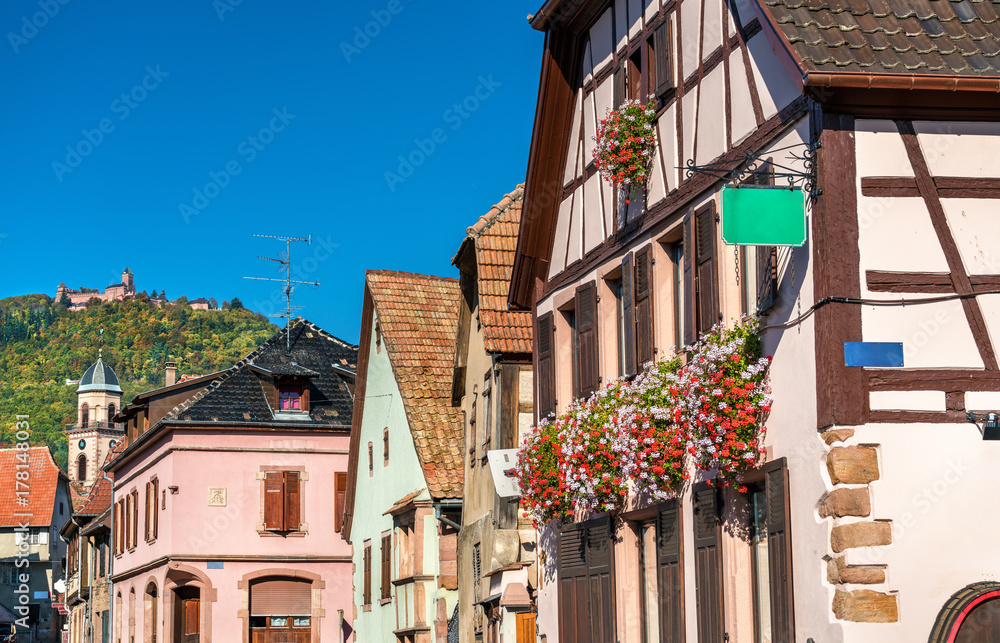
721, 185, 807, 247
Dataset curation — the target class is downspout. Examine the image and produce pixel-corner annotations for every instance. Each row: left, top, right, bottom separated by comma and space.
434, 501, 462, 531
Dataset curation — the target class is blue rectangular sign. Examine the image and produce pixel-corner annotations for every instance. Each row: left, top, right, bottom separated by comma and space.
206, 561, 224, 569
844, 342, 904, 367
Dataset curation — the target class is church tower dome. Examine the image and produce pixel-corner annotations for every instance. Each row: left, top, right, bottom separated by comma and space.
68, 355, 125, 488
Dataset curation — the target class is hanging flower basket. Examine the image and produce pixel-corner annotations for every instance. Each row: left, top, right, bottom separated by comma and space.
592, 98, 658, 203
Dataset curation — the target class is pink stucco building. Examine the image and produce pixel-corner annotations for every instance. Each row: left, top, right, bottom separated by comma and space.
107, 319, 357, 643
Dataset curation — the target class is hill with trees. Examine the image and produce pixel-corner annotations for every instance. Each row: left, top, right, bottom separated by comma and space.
0, 293, 277, 469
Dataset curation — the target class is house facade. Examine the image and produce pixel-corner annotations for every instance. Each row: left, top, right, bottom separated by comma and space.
343, 271, 464, 643
510, 0, 1000, 641
107, 319, 357, 643
0, 447, 71, 642
450, 187, 538, 643
61, 473, 112, 643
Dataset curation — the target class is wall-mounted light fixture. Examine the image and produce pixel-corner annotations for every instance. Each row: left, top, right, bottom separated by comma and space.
966, 411, 1000, 440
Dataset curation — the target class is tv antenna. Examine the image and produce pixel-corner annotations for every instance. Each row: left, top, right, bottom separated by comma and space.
242, 234, 320, 350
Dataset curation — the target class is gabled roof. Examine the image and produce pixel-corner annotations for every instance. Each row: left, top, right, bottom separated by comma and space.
456, 185, 533, 355
760, 0, 1000, 86
0, 447, 65, 527
366, 271, 464, 499
75, 474, 113, 516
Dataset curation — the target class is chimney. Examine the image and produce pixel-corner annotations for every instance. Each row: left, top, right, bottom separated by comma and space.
165, 361, 177, 387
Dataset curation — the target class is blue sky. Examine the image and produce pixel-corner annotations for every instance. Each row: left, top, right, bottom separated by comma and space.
0, 0, 543, 344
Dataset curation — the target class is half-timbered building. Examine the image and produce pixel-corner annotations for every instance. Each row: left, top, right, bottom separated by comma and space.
510, 0, 1000, 641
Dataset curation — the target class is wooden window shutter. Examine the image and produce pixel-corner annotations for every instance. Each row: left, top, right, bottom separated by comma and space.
334, 472, 347, 533
363, 543, 372, 606
557, 525, 587, 643
263, 472, 284, 530
693, 484, 723, 643
695, 204, 718, 335
621, 253, 637, 377
634, 246, 654, 366
683, 215, 697, 347
381, 533, 392, 600
657, 500, 685, 641
283, 471, 301, 531
586, 519, 614, 643
499, 364, 519, 449
537, 312, 556, 417
152, 478, 159, 539
575, 282, 599, 399
654, 20, 672, 95
250, 579, 310, 616
613, 63, 626, 108
766, 460, 794, 641
130, 490, 138, 547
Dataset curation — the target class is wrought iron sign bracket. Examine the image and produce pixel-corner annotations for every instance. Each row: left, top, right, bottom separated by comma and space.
682, 142, 822, 200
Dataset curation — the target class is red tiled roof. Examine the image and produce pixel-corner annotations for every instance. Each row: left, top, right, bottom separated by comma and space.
76, 474, 113, 516
366, 271, 464, 499
462, 185, 533, 354
0, 447, 65, 527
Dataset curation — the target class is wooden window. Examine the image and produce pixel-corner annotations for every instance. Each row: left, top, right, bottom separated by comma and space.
123, 495, 131, 551
634, 247, 655, 366
483, 372, 493, 451
277, 388, 302, 411
694, 484, 723, 643
363, 541, 372, 607
575, 282, 599, 399
613, 63, 626, 109
383, 428, 389, 465
380, 533, 392, 601
536, 312, 556, 417
183, 598, 199, 636
130, 489, 138, 548
622, 255, 637, 377
144, 482, 151, 542
334, 472, 347, 533
263, 471, 301, 532
750, 459, 794, 642
627, 49, 642, 101
151, 478, 159, 540
558, 518, 613, 643
145, 478, 159, 542
77, 454, 87, 483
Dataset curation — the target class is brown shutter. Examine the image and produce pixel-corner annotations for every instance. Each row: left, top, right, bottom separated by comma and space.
499, 364, 519, 449
586, 519, 614, 643
537, 312, 556, 418
621, 253, 637, 377
657, 500, 684, 641
613, 63, 625, 108
143, 483, 149, 541
130, 490, 138, 547
575, 282, 599, 399
695, 204, 718, 335
558, 525, 587, 643
683, 215, 697, 346
184, 599, 199, 635
152, 478, 159, 539
654, 20, 672, 95
694, 484, 723, 643
251, 579, 311, 616
381, 533, 392, 600
263, 472, 284, 530
283, 471, 301, 531
363, 543, 372, 606
335, 472, 348, 533
634, 246, 654, 366
766, 460, 794, 641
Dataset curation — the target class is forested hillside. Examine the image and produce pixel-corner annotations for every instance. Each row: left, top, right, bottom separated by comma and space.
0, 294, 277, 469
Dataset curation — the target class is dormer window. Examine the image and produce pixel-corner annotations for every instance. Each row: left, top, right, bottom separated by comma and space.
278, 388, 302, 412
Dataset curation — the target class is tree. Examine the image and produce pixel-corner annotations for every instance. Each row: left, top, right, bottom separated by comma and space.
208, 297, 218, 310
58, 291, 71, 307
221, 300, 231, 310
230, 297, 244, 310
150, 289, 158, 298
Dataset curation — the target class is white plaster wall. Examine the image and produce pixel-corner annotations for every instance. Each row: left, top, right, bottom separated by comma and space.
696, 66, 726, 165
568, 187, 584, 266
583, 40, 594, 86
729, 49, 756, 146
941, 198, 1000, 275
628, 0, 643, 39
645, 0, 659, 23
595, 77, 613, 124
584, 173, 606, 252
548, 194, 573, 279
681, 0, 701, 81
746, 33, 799, 120
647, 134, 668, 206
855, 121, 913, 177
584, 92, 597, 161
659, 105, 678, 192
682, 87, 698, 168
615, 0, 629, 50
590, 9, 614, 72
914, 120, 1000, 177
702, 0, 724, 60
564, 92, 583, 185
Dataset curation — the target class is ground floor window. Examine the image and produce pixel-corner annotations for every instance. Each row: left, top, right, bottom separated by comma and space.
249, 578, 312, 643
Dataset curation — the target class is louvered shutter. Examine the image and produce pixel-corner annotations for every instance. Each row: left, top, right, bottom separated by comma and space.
363, 544, 372, 606
334, 472, 347, 533
653, 20, 672, 95
264, 472, 284, 530
622, 253, 637, 377
657, 500, 684, 640
283, 471, 301, 531
251, 579, 311, 616
683, 215, 697, 347
152, 478, 159, 539
537, 312, 556, 417
613, 63, 626, 108
766, 460, 794, 642
586, 519, 614, 643
144, 482, 150, 541
131, 490, 138, 547
575, 283, 599, 399
694, 484, 723, 643
695, 204, 718, 334
558, 526, 587, 643
635, 246, 654, 366
381, 534, 392, 600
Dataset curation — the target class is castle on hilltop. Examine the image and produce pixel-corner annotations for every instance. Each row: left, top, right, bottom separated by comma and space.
57, 268, 215, 311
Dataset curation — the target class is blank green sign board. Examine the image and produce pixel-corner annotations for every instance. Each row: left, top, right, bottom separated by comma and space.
721, 185, 806, 247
